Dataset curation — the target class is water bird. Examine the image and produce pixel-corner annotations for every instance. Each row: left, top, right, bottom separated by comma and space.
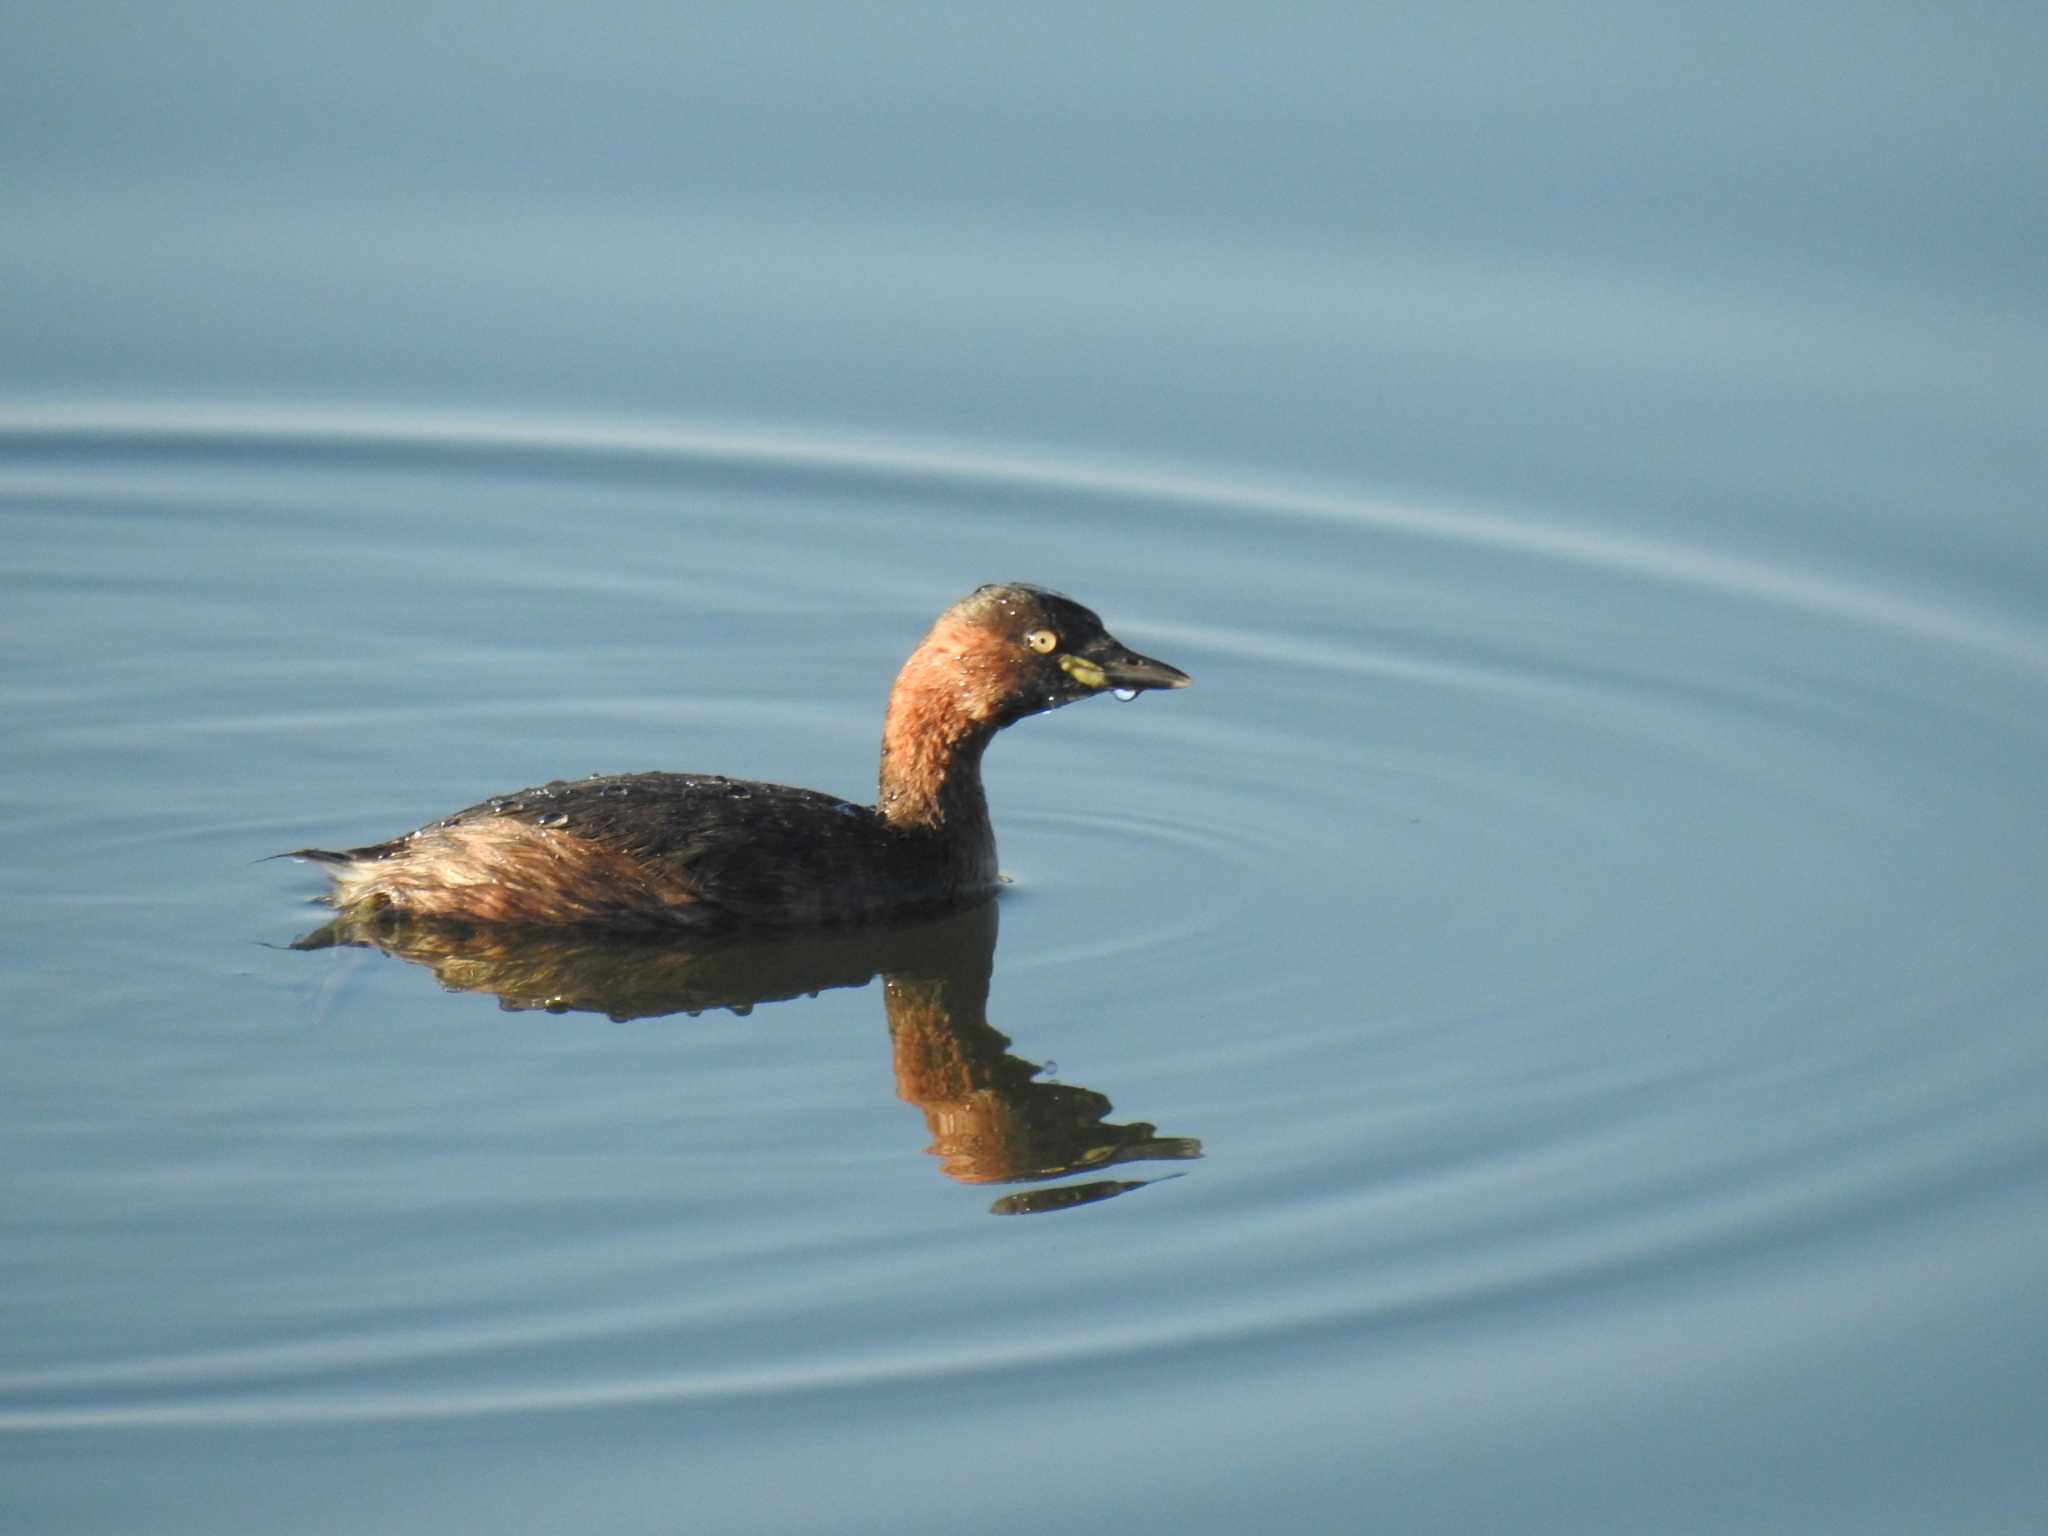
288, 583, 1189, 929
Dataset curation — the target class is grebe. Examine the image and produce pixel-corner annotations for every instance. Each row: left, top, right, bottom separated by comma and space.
289, 583, 1189, 930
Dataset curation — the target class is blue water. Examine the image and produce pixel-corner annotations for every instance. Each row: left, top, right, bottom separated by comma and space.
5, 6, 2046, 1533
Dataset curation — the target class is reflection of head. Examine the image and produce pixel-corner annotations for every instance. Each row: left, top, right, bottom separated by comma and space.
887, 974, 1201, 1188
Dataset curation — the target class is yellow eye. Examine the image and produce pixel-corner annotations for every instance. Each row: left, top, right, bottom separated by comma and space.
1025, 628, 1059, 654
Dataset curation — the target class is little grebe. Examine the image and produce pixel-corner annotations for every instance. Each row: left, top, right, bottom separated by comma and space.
290, 583, 1189, 930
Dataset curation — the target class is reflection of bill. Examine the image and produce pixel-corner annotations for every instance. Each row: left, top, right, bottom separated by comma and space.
294, 897, 1199, 1214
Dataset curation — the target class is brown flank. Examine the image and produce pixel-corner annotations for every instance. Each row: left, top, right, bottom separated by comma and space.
327, 819, 701, 926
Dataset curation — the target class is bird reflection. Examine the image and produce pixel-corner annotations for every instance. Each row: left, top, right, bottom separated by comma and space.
294, 899, 1199, 1214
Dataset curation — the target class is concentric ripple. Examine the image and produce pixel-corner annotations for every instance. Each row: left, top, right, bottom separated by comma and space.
4, 402, 2046, 1439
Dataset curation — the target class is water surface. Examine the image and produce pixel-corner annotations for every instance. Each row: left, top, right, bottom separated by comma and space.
4, 5, 2047, 1533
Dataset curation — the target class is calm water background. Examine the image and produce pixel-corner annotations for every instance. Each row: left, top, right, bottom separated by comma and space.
5, 5, 2046, 1532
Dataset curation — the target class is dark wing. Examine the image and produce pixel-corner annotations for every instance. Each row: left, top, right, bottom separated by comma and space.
439, 772, 905, 926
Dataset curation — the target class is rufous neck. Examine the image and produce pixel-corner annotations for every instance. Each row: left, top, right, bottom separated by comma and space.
877, 619, 1004, 833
